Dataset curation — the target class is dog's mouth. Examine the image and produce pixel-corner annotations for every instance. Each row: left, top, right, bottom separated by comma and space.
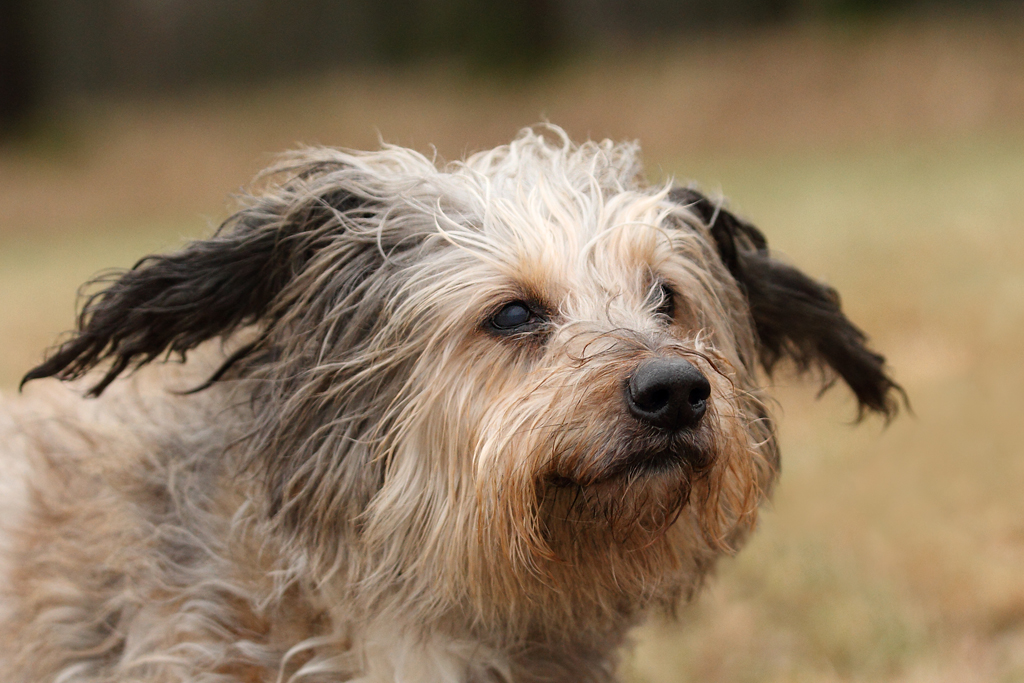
547, 437, 716, 489
623, 446, 711, 478
538, 441, 715, 543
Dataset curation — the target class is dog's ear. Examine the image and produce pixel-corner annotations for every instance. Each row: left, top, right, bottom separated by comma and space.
22, 164, 372, 397
669, 187, 904, 420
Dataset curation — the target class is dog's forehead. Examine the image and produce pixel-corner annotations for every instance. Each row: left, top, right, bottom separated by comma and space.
390, 134, 716, 321
444, 182, 701, 303
502, 220, 662, 291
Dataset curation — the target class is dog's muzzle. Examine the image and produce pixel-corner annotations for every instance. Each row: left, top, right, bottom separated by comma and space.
626, 358, 710, 433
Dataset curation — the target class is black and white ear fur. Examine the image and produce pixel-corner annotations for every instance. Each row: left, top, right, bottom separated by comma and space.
22, 163, 373, 396
669, 187, 904, 420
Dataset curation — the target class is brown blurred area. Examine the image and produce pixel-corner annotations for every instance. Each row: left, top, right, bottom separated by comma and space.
3, 15, 1024, 239
2, 3, 1024, 681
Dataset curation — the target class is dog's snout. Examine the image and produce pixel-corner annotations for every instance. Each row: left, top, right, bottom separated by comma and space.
626, 359, 711, 432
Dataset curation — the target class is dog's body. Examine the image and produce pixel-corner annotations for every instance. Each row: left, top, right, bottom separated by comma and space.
0, 127, 900, 683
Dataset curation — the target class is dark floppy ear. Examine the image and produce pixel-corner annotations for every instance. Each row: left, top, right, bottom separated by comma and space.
22, 165, 370, 397
669, 187, 905, 420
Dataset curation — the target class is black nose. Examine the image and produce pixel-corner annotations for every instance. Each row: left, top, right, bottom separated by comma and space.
626, 359, 711, 432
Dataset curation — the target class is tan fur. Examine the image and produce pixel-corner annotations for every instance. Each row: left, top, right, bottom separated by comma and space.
1, 127, 799, 682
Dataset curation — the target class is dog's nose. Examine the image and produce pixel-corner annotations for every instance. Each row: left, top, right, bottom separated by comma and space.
626, 359, 711, 432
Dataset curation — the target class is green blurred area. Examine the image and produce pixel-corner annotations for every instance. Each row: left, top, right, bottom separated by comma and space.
625, 136, 1024, 682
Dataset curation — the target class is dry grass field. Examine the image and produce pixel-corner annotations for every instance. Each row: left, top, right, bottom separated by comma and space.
2, 17, 1022, 682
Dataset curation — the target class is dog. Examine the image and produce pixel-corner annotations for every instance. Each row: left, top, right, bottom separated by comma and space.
0, 126, 901, 683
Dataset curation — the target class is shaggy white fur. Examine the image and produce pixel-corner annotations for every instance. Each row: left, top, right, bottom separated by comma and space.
0, 126, 899, 682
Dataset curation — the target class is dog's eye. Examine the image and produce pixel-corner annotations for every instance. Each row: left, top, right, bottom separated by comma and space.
488, 301, 541, 333
655, 283, 676, 321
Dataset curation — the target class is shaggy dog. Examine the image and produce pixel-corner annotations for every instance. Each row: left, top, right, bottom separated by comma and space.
0, 126, 900, 683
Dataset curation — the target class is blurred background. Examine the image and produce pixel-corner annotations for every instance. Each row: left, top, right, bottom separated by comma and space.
2, 1, 1023, 680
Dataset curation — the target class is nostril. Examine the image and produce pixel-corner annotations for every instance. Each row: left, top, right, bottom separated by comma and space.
688, 380, 711, 406
626, 359, 711, 432
634, 385, 670, 412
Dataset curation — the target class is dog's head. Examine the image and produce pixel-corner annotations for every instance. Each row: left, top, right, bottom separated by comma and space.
25, 127, 901, 634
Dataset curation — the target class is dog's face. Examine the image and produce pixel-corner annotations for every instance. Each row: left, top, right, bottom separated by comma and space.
347, 168, 779, 630
25, 127, 900, 636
